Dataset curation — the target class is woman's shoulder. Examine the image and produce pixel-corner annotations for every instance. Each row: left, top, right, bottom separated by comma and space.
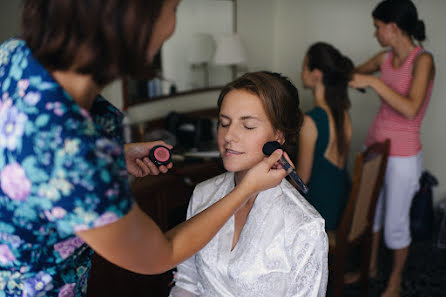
278, 181, 327, 248
0, 37, 122, 150
306, 106, 327, 120
0, 38, 26, 55
279, 180, 325, 226
195, 171, 232, 191
306, 107, 329, 129
189, 172, 233, 211
414, 49, 435, 68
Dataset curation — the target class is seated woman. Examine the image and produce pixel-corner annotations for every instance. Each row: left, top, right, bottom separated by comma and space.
297, 42, 354, 230
169, 72, 328, 297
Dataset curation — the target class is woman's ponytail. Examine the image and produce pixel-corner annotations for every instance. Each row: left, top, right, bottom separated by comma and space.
413, 19, 426, 42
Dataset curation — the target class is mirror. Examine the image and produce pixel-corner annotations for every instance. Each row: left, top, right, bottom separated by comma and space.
124, 0, 238, 107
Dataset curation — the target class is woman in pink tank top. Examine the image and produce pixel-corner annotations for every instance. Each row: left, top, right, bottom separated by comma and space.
347, 1, 435, 297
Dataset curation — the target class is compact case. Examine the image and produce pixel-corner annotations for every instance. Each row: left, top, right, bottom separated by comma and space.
149, 145, 172, 167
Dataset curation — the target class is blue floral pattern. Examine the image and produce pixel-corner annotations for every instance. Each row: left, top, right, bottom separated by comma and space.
0, 39, 133, 296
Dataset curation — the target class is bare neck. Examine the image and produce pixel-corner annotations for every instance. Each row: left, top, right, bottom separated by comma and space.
234, 171, 258, 210
312, 84, 330, 111
391, 36, 417, 65
51, 70, 102, 110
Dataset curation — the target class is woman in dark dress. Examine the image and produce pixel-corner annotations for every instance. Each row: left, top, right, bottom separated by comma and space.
297, 42, 354, 230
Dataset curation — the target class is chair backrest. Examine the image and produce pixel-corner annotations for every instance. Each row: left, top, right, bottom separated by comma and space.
337, 140, 390, 243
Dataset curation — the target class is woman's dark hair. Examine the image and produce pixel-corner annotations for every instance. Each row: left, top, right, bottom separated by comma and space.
217, 71, 303, 155
21, 0, 164, 86
372, 0, 426, 42
306, 42, 353, 157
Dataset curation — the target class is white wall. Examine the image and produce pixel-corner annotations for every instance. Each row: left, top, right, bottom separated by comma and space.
127, 90, 220, 124
162, 0, 234, 91
237, 0, 275, 71
268, 0, 446, 204
0, 2, 21, 42
124, 0, 277, 124
101, 80, 124, 111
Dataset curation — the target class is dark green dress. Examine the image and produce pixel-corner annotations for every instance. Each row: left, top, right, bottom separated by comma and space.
305, 107, 351, 230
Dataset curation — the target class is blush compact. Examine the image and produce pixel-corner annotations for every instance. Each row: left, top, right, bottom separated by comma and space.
149, 145, 172, 167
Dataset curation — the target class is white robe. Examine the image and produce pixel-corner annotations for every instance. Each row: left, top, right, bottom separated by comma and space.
170, 172, 328, 297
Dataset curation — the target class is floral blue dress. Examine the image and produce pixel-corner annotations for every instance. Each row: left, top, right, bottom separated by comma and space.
0, 39, 133, 296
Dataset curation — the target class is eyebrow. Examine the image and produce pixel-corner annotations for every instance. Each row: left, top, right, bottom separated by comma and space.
219, 114, 261, 121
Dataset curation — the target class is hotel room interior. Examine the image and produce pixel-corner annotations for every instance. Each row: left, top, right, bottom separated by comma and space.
1, 1, 445, 296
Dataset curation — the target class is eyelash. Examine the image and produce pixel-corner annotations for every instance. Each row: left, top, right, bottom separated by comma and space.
218, 120, 228, 127
218, 120, 256, 130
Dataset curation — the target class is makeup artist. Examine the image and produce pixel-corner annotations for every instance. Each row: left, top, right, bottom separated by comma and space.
0, 0, 288, 296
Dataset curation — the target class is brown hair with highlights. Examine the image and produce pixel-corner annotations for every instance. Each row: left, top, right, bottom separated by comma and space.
217, 71, 303, 155
21, 0, 164, 85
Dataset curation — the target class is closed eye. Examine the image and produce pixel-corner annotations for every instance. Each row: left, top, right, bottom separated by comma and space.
218, 119, 230, 128
218, 115, 231, 128
242, 119, 259, 130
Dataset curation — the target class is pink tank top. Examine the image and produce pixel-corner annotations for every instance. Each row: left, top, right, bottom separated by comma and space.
365, 46, 434, 156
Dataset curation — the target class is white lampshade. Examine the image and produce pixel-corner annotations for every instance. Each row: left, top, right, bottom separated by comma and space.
213, 33, 246, 65
188, 33, 215, 64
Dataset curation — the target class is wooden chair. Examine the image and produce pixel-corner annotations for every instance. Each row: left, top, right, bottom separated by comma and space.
328, 139, 390, 297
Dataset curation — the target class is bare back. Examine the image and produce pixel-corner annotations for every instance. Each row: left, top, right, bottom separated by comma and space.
323, 108, 352, 169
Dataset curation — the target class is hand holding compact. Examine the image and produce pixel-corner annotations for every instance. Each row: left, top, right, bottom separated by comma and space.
148, 145, 172, 167
124, 141, 173, 177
